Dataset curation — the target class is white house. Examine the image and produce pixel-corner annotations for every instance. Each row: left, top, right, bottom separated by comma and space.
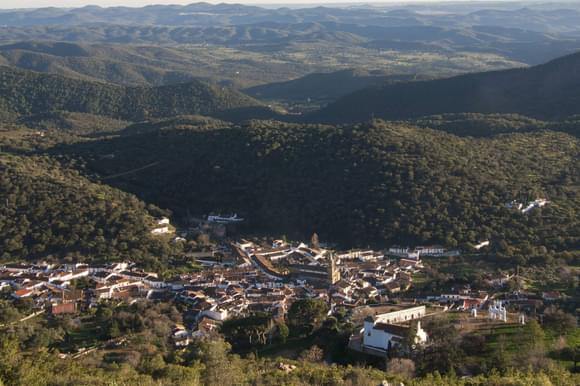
200, 306, 229, 321
157, 217, 170, 225
151, 226, 171, 235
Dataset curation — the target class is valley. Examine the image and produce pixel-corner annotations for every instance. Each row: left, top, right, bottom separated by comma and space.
0, 2, 578, 386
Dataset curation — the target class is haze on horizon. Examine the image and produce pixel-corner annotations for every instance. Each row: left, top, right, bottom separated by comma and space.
1, 0, 488, 10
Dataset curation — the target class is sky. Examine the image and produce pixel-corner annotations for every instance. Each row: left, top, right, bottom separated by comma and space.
1, 1, 463, 9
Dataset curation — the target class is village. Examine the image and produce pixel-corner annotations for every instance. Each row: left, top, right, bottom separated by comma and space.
1, 215, 567, 360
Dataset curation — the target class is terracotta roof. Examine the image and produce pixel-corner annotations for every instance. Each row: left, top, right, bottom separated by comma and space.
14, 289, 33, 297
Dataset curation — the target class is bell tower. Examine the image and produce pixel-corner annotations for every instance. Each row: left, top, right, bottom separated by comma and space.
328, 253, 340, 285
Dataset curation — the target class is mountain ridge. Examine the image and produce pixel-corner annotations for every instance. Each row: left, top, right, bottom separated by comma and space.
310, 50, 580, 123
0, 65, 262, 122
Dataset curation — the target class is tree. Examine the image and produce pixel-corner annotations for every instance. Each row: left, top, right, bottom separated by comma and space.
220, 313, 275, 349
299, 345, 324, 362
108, 320, 121, 339
489, 334, 511, 372
543, 307, 577, 334
277, 322, 289, 344
560, 347, 580, 372
521, 319, 545, 351
199, 339, 244, 386
287, 299, 329, 337
404, 320, 419, 353
419, 317, 465, 375
514, 320, 548, 369
96, 305, 113, 323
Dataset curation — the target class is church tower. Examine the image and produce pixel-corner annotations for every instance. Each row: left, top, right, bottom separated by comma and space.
328, 253, 340, 285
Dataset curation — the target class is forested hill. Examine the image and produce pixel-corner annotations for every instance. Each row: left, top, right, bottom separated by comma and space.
310, 51, 580, 123
0, 154, 176, 267
245, 70, 420, 103
0, 66, 262, 122
59, 120, 579, 259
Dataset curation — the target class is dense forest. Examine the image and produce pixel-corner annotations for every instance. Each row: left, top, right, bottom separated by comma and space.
0, 66, 261, 122
0, 154, 176, 267
54, 119, 579, 260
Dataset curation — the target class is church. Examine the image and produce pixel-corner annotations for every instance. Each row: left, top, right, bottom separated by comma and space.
361, 306, 428, 353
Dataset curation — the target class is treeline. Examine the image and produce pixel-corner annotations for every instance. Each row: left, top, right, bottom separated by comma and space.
0, 154, 176, 268
0, 66, 259, 122
59, 119, 579, 260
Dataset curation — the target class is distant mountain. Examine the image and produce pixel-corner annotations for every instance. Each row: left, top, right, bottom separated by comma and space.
311, 51, 580, 123
0, 41, 318, 89
0, 23, 578, 66
3, 3, 580, 34
0, 66, 262, 122
245, 69, 423, 104
0, 42, 215, 86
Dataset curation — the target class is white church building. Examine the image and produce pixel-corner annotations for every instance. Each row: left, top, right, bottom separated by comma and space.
361, 306, 428, 352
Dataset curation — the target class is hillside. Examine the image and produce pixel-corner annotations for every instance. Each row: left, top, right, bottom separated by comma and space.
0, 66, 262, 122
245, 69, 422, 104
0, 154, 175, 266
0, 42, 203, 86
311, 51, 580, 123
57, 120, 580, 258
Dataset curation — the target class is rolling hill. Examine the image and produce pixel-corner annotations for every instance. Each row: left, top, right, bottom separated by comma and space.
245, 69, 423, 104
0, 66, 262, 122
56, 119, 580, 257
0, 42, 205, 86
311, 51, 580, 123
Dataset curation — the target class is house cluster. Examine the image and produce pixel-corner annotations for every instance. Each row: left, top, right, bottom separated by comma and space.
423, 285, 490, 311
0, 260, 344, 344
230, 239, 426, 302
0, 262, 89, 314
0, 262, 170, 313
331, 258, 422, 307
